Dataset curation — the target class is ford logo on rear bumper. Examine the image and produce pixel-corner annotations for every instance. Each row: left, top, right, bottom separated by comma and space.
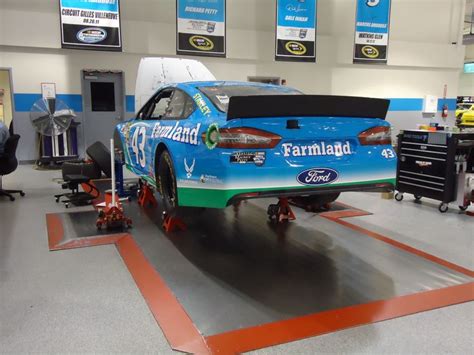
297, 168, 339, 186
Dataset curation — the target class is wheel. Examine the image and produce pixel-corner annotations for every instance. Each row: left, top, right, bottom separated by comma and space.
438, 203, 449, 213
20, 192, 25, 197
459, 205, 468, 211
157, 151, 179, 216
292, 193, 341, 210
55, 197, 60, 203
414, 195, 422, 201
65, 203, 69, 209
9, 196, 15, 201
267, 204, 279, 220
395, 192, 404, 201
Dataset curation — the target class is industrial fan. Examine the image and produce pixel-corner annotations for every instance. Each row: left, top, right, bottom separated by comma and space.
30, 97, 79, 165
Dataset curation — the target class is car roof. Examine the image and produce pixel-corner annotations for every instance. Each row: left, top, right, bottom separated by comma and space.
183, 80, 288, 89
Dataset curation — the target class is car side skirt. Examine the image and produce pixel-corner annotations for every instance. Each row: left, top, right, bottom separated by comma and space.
177, 178, 396, 209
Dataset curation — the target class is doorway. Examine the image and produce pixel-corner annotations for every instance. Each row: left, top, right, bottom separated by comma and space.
81, 70, 125, 148
0, 68, 15, 130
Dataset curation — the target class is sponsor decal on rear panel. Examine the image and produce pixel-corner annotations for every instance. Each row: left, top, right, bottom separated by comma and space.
282, 141, 353, 157
297, 168, 339, 186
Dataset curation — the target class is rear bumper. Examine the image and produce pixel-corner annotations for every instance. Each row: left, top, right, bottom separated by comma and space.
227, 181, 394, 205
177, 178, 396, 209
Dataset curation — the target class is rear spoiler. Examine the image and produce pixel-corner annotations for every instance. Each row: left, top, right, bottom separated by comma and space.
227, 95, 390, 120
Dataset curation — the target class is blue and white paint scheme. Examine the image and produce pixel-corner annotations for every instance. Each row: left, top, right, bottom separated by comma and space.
115, 60, 396, 209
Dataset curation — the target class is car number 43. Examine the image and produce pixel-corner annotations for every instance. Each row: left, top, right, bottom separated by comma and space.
381, 148, 395, 159
132, 126, 147, 168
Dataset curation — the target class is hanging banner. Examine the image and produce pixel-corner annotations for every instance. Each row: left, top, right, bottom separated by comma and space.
353, 0, 391, 64
177, 0, 226, 57
59, 0, 122, 51
275, 0, 317, 62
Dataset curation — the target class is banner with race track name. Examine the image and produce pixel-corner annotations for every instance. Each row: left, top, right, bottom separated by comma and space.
177, 0, 226, 57
275, 0, 317, 62
353, 0, 391, 64
59, 0, 122, 51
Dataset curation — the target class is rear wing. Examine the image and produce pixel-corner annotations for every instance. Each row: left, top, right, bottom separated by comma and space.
227, 95, 390, 120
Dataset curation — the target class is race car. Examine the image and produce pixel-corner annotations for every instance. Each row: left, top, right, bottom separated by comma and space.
115, 62, 396, 215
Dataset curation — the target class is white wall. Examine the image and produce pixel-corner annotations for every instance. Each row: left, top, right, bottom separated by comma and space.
0, 0, 466, 96
0, 0, 468, 160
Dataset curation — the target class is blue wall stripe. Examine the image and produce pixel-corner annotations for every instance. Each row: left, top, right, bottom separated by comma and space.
14, 93, 83, 112
126, 95, 135, 113
13, 93, 457, 113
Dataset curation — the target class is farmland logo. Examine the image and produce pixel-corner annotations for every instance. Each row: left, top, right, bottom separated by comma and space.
282, 141, 352, 157
285, 41, 307, 55
361, 45, 379, 58
77, 28, 107, 44
189, 35, 214, 51
297, 168, 339, 186
151, 122, 201, 146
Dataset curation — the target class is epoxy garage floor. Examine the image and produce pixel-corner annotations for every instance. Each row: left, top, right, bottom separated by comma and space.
1, 165, 473, 353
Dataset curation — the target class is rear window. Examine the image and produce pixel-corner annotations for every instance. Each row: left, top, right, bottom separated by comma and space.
199, 84, 302, 112
458, 104, 473, 110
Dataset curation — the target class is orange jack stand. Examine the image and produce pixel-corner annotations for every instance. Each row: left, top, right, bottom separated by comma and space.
138, 182, 158, 208
267, 198, 296, 223
162, 213, 187, 233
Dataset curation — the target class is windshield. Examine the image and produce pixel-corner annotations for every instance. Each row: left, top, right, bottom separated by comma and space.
199, 84, 302, 112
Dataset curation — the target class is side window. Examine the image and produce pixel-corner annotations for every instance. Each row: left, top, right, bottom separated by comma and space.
137, 90, 172, 120
150, 92, 172, 119
162, 90, 195, 120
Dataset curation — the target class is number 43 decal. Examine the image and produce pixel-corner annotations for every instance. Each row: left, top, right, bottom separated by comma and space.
131, 126, 147, 168
381, 148, 395, 159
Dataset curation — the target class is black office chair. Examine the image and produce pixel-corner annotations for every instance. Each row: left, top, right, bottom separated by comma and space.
54, 141, 111, 207
0, 134, 25, 201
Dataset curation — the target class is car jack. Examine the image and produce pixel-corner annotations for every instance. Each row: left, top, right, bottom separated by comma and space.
162, 212, 187, 232
267, 198, 296, 223
96, 139, 132, 230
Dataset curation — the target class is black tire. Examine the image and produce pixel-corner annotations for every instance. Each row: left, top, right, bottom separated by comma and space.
459, 205, 468, 211
157, 151, 179, 216
114, 129, 125, 164
414, 195, 422, 201
299, 193, 340, 207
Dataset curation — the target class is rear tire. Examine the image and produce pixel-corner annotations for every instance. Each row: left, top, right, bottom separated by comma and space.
157, 151, 179, 216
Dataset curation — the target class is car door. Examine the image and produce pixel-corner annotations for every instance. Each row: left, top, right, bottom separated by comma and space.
127, 89, 173, 177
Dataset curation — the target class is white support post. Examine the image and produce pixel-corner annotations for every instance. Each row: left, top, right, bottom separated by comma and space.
110, 138, 116, 207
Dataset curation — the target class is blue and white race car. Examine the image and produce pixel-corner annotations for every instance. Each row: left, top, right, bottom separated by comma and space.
115, 79, 396, 214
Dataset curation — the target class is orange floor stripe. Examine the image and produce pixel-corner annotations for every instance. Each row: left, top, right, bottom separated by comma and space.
205, 282, 474, 354
46, 213, 65, 250
321, 210, 474, 278
117, 236, 210, 354
46, 207, 474, 354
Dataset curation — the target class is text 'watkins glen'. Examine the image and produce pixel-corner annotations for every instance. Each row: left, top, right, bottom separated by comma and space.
282, 141, 352, 157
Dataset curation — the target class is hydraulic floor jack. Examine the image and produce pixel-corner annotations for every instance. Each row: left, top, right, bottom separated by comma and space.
96, 139, 132, 230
